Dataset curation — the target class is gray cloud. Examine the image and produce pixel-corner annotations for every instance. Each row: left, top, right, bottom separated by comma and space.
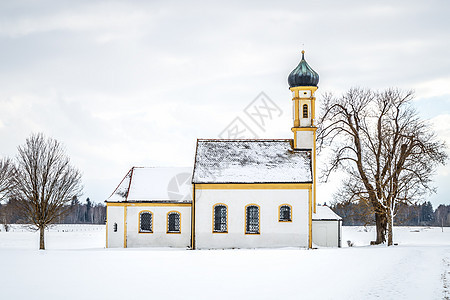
0, 0, 449, 206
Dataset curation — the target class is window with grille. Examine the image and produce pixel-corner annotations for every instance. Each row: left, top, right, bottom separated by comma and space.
279, 205, 292, 222
303, 104, 308, 118
167, 212, 181, 233
140, 212, 153, 233
246, 205, 260, 234
213, 205, 227, 233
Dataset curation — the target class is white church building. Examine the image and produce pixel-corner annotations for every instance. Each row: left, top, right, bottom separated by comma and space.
105, 51, 342, 249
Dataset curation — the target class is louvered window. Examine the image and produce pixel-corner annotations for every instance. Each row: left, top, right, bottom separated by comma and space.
168, 212, 181, 233
279, 205, 292, 222
213, 205, 227, 233
303, 104, 308, 118
246, 205, 260, 234
140, 212, 152, 233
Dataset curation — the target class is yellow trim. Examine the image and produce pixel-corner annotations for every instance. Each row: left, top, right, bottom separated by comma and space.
278, 204, 293, 222
196, 183, 311, 190
138, 210, 154, 233
245, 204, 261, 235
308, 188, 312, 249
311, 97, 316, 126
313, 130, 317, 213
291, 127, 317, 132
106, 202, 191, 207
191, 184, 196, 249
289, 86, 318, 94
294, 99, 300, 127
294, 131, 297, 148
124, 205, 127, 248
212, 203, 228, 233
167, 211, 181, 234
106, 204, 109, 248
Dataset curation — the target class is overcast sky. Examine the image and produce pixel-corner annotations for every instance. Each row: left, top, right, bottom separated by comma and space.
1, 0, 449, 207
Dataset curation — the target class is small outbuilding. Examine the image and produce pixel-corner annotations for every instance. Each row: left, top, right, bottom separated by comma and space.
312, 205, 342, 247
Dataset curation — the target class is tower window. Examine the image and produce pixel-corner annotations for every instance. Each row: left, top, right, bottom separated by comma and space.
167, 211, 181, 233
246, 205, 260, 234
213, 204, 228, 233
303, 104, 308, 118
279, 205, 292, 222
113, 223, 118, 232
139, 211, 153, 233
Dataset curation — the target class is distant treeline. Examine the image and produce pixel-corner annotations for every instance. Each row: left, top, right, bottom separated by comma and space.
331, 201, 450, 227
0, 197, 106, 225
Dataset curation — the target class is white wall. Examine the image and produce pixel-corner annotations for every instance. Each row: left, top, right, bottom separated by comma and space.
312, 220, 341, 247
107, 205, 125, 248
194, 189, 310, 249
107, 204, 191, 248
126, 205, 191, 248
296, 131, 313, 149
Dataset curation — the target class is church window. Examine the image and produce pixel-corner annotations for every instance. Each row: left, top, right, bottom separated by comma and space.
139, 211, 153, 233
113, 223, 117, 232
245, 204, 260, 234
279, 205, 292, 222
167, 211, 181, 233
303, 104, 308, 118
213, 204, 228, 233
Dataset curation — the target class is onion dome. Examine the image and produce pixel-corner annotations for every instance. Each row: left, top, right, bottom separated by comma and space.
288, 50, 319, 88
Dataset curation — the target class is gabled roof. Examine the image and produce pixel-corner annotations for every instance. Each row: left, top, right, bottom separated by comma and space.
192, 139, 312, 184
106, 167, 192, 203
312, 206, 342, 221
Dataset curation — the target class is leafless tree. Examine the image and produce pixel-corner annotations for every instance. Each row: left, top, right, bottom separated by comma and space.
10, 133, 83, 249
318, 88, 447, 245
0, 157, 15, 203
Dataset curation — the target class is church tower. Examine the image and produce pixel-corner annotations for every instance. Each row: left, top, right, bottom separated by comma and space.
288, 50, 319, 211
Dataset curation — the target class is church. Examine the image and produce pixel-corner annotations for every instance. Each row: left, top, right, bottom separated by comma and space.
105, 51, 342, 249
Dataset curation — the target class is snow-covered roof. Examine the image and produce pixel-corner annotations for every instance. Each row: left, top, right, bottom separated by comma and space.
312, 206, 342, 220
192, 139, 312, 183
106, 167, 193, 203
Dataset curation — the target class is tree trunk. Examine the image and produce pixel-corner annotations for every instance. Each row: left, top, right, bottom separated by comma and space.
39, 226, 45, 250
387, 209, 393, 246
375, 212, 387, 244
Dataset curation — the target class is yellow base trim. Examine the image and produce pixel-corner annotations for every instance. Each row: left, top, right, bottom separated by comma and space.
191, 184, 196, 249
105, 206, 109, 248
289, 86, 318, 93
196, 183, 312, 190
291, 127, 317, 132
107, 202, 192, 207
308, 188, 312, 249
123, 205, 127, 248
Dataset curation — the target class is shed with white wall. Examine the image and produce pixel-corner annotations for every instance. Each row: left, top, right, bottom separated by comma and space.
312, 206, 342, 247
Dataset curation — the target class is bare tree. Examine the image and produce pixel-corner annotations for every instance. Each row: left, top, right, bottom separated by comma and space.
0, 157, 15, 203
318, 88, 447, 245
10, 133, 83, 249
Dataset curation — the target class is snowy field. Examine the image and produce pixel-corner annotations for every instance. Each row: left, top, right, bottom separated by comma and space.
0, 225, 449, 300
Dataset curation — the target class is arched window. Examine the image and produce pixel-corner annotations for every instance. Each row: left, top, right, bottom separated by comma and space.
213, 204, 228, 233
279, 205, 292, 222
246, 205, 260, 234
139, 211, 153, 233
113, 223, 118, 232
303, 104, 308, 118
167, 211, 181, 233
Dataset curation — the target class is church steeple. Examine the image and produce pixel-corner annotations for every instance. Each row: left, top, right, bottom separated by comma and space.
289, 50, 319, 149
289, 50, 319, 213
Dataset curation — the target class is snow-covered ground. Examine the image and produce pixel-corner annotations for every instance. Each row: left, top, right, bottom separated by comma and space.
0, 225, 449, 299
